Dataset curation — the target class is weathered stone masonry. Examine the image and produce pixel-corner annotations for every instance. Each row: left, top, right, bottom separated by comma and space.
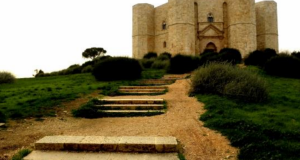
133, 0, 278, 59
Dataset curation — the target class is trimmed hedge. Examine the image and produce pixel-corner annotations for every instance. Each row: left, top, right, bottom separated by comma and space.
245, 48, 277, 67
264, 54, 300, 78
218, 48, 242, 64
190, 63, 268, 102
168, 54, 200, 74
92, 57, 142, 81
143, 52, 157, 59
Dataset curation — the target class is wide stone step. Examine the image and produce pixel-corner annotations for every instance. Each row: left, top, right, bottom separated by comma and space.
162, 74, 190, 80
96, 104, 165, 110
119, 86, 167, 89
99, 99, 164, 104
34, 136, 178, 153
139, 79, 175, 85
119, 89, 166, 93
24, 151, 179, 160
103, 110, 165, 113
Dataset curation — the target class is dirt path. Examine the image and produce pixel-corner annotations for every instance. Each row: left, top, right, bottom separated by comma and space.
0, 79, 238, 160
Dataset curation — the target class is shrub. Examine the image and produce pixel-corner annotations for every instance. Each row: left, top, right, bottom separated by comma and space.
157, 52, 172, 60
168, 54, 200, 74
190, 63, 268, 102
140, 58, 155, 69
65, 64, 82, 75
0, 110, 6, 123
143, 52, 157, 59
218, 48, 242, 64
245, 48, 277, 67
92, 57, 142, 81
72, 99, 101, 118
199, 52, 219, 65
81, 65, 93, 73
264, 54, 300, 78
291, 51, 300, 59
151, 60, 170, 70
0, 71, 16, 84
11, 149, 31, 160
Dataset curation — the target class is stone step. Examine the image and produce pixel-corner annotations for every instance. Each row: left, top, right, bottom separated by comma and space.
139, 79, 175, 85
103, 110, 165, 113
95, 104, 165, 110
119, 86, 167, 89
34, 136, 178, 153
118, 89, 166, 93
99, 99, 164, 104
162, 74, 190, 80
24, 151, 179, 160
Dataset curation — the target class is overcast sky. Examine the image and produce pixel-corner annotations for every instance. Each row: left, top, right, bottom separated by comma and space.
0, 0, 299, 78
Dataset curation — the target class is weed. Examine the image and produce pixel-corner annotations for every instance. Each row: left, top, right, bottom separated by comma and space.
11, 149, 31, 160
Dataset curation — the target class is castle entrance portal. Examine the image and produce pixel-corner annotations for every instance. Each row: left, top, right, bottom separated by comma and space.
204, 42, 217, 53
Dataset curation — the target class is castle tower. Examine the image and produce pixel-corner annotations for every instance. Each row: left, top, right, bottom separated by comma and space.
256, 0, 279, 52
167, 0, 195, 56
227, 0, 257, 57
132, 4, 155, 59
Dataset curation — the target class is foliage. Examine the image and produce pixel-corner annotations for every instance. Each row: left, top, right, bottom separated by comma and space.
264, 54, 300, 78
0, 71, 16, 84
64, 64, 82, 75
190, 63, 268, 102
0, 110, 6, 123
11, 149, 32, 160
168, 54, 200, 74
81, 65, 93, 73
151, 60, 170, 70
218, 48, 242, 64
143, 52, 157, 59
93, 57, 142, 81
82, 47, 107, 60
197, 69, 300, 160
199, 52, 219, 65
244, 48, 277, 67
157, 52, 172, 60
72, 99, 101, 118
291, 51, 300, 59
140, 58, 155, 69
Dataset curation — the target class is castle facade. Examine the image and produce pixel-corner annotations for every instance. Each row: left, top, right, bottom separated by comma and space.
133, 0, 278, 58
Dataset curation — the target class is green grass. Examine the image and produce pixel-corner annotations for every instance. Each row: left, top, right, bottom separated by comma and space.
197, 68, 300, 160
0, 70, 166, 121
11, 149, 31, 160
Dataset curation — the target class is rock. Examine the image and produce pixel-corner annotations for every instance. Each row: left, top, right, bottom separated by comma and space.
0, 123, 5, 127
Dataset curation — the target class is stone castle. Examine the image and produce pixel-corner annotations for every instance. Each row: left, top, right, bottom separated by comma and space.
132, 0, 278, 59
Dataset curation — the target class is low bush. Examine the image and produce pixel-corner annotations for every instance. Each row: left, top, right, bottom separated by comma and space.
157, 52, 172, 60
151, 60, 170, 70
291, 51, 300, 59
218, 48, 242, 64
0, 71, 16, 84
64, 64, 82, 75
168, 54, 200, 74
245, 48, 277, 67
199, 52, 219, 65
0, 110, 6, 122
92, 57, 142, 81
140, 58, 155, 69
81, 65, 93, 73
264, 54, 300, 78
143, 52, 157, 59
190, 63, 268, 102
72, 99, 102, 118
11, 149, 32, 160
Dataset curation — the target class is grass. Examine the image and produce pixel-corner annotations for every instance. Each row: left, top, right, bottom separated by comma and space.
11, 149, 31, 160
0, 70, 166, 121
197, 67, 300, 160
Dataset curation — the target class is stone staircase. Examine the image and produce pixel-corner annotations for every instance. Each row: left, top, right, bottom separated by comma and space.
95, 99, 166, 117
139, 79, 175, 86
162, 74, 190, 80
118, 86, 168, 95
24, 136, 180, 160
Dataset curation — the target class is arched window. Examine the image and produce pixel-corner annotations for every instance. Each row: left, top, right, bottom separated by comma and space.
207, 13, 214, 23
204, 42, 217, 53
162, 21, 167, 30
163, 41, 167, 48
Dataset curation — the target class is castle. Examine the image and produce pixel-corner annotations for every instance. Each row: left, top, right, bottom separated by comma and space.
132, 0, 278, 59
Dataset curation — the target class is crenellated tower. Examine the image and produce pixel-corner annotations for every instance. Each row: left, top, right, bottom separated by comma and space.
256, 0, 279, 52
132, 4, 155, 59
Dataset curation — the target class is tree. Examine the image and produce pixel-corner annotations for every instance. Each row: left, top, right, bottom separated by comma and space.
82, 47, 107, 60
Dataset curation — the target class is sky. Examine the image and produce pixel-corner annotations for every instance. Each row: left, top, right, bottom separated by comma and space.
0, 0, 299, 78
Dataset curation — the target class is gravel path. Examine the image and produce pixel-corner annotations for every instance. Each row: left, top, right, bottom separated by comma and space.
0, 79, 238, 160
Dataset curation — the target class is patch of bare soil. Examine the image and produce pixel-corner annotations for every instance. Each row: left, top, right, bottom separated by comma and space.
0, 79, 238, 160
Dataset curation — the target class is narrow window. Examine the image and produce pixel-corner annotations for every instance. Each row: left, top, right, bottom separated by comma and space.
207, 13, 214, 23
162, 21, 167, 30
163, 41, 167, 48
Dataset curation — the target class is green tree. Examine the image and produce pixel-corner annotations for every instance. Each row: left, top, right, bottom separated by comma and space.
82, 47, 107, 60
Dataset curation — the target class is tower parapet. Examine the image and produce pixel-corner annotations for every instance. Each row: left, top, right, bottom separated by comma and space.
256, 0, 279, 52
227, 0, 257, 57
132, 4, 155, 59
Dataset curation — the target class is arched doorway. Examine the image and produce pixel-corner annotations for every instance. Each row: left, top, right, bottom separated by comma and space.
204, 42, 217, 53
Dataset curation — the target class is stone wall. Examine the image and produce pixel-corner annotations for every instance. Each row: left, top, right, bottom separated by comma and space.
256, 1, 279, 52
154, 4, 169, 55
